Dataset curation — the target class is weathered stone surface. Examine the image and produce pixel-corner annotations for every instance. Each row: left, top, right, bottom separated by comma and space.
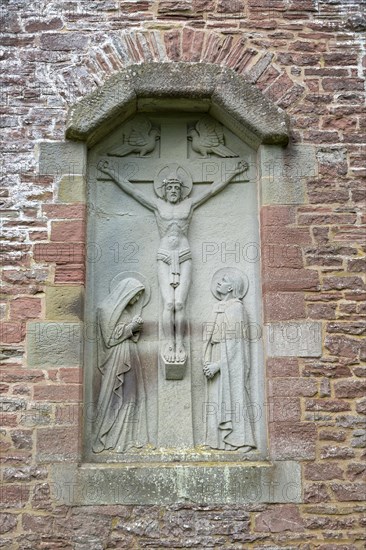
50, 461, 301, 505
26, 322, 83, 368
270, 422, 316, 460
3, 466, 48, 483
66, 63, 289, 148
260, 144, 318, 204
254, 504, 304, 532
37, 141, 86, 176
266, 322, 322, 357
45, 286, 84, 321
37, 427, 80, 462
57, 175, 86, 203
0, 513, 18, 534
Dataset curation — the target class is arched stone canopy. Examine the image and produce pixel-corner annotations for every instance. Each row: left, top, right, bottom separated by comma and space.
66, 62, 289, 149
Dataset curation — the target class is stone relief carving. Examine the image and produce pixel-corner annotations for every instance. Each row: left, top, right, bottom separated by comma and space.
93, 273, 150, 453
108, 115, 160, 157
98, 160, 248, 378
203, 268, 256, 452
188, 116, 239, 158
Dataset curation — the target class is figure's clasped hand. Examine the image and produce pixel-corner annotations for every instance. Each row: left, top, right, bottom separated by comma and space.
203, 361, 220, 379
130, 315, 143, 333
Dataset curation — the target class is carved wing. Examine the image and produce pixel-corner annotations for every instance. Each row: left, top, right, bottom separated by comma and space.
195, 116, 222, 148
126, 115, 152, 147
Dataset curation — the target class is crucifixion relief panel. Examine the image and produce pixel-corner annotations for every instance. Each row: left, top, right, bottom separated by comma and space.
84, 112, 265, 461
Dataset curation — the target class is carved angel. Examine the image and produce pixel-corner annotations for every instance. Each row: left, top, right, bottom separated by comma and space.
108, 115, 160, 157
188, 116, 238, 158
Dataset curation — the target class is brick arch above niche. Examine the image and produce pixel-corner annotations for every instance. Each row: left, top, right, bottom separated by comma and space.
65, 62, 290, 149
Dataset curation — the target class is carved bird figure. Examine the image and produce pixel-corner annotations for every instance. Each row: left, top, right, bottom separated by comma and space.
187, 116, 238, 158
108, 115, 160, 157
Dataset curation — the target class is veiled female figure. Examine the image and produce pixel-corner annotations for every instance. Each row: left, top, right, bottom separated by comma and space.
93, 277, 148, 453
203, 270, 256, 452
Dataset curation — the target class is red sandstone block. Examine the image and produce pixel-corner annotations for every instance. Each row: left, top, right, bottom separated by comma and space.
256, 66, 281, 90
325, 335, 363, 361
58, 368, 82, 384
262, 267, 320, 292
0, 322, 24, 343
267, 357, 299, 377
304, 482, 330, 504
50, 220, 85, 243
193, 0, 215, 10
261, 226, 312, 245
24, 17, 64, 33
305, 399, 351, 412
292, 40, 326, 52
331, 483, 366, 502
298, 213, 357, 225
9, 297, 42, 321
323, 276, 365, 291
308, 189, 350, 204
305, 462, 344, 481
261, 206, 296, 227
254, 504, 304, 532
22, 513, 53, 534
34, 243, 84, 264
40, 33, 88, 51
270, 422, 316, 459
323, 78, 365, 92
55, 403, 81, 425
182, 28, 205, 62
0, 485, 30, 508
266, 73, 294, 103
320, 446, 355, 460
54, 265, 85, 284
334, 380, 366, 399
28, 230, 48, 241
319, 429, 347, 442
0, 413, 18, 427
323, 53, 358, 66
269, 398, 301, 422
307, 302, 337, 320
42, 204, 85, 220
263, 292, 305, 321
327, 321, 366, 336
269, 378, 318, 398
164, 30, 181, 62
262, 244, 304, 269
36, 426, 79, 460
33, 384, 81, 402
0, 369, 44, 383
248, 0, 287, 11
347, 463, 366, 481
348, 258, 366, 273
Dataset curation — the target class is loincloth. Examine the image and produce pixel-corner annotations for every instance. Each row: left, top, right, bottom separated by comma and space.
157, 248, 192, 288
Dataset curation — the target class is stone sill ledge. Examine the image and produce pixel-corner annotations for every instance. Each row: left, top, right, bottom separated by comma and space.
51, 460, 301, 505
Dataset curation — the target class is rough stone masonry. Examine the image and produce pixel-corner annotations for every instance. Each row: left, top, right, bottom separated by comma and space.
1, 0, 365, 548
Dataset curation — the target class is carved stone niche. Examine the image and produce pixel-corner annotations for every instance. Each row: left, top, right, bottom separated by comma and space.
55, 63, 303, 505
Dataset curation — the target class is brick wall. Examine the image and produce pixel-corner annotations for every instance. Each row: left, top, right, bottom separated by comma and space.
1, 0, 365, 547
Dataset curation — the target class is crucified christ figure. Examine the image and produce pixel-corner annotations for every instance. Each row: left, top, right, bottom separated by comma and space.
98, 160, 248, 366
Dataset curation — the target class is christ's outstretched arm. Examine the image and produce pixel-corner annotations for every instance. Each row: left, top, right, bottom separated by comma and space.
191, 161, 249, 210
98, 160, 156, 212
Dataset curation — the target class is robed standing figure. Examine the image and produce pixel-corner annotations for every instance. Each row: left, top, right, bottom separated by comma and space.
93, 277, 148, 453
203, 270, 256, 452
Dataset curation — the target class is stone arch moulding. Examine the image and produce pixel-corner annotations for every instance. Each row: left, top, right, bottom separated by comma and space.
66, 62, 289, 149
48, 62, 308, 506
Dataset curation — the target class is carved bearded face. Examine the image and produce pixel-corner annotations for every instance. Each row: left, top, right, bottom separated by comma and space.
165, 179, 182, 203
